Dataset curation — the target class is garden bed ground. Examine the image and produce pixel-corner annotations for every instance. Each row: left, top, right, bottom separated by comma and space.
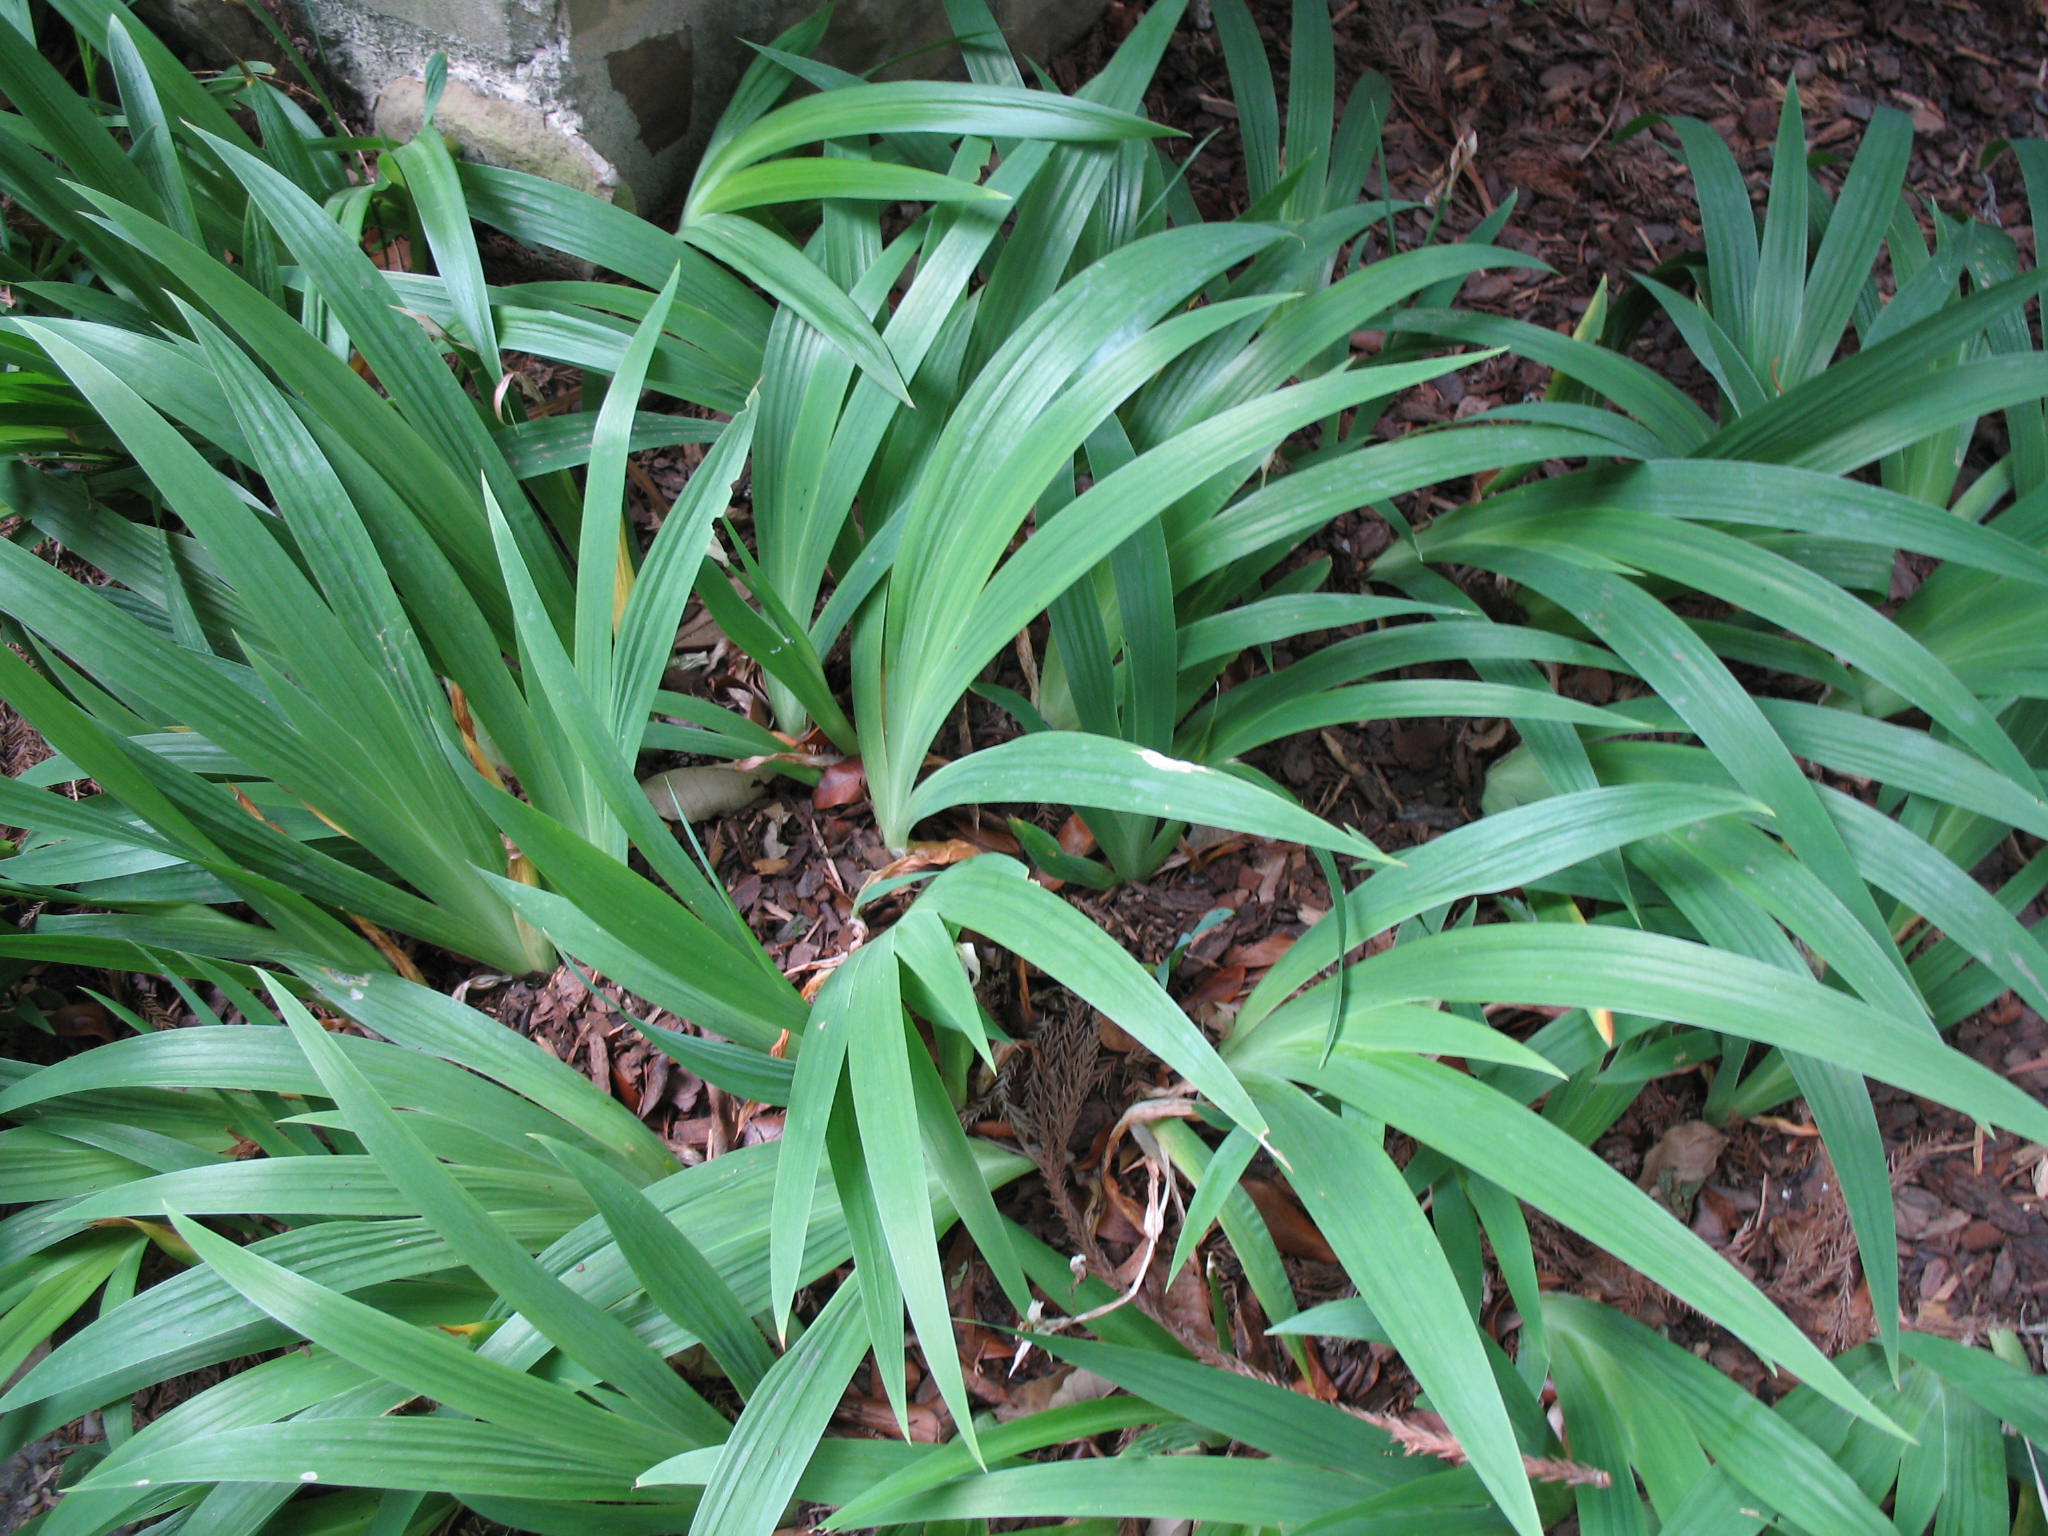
436, 0, 2048, 1460
1036, 0, 2048, 1360
631, 0, 2048, 1381
7, 0, 2048, 1528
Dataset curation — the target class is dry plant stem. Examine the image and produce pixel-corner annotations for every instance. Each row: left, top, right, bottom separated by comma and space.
1039, 1154, 1169, 1331
1346, 1413, 1614, 1490
1175, 1329, 1614, 1488
1101, 1096, 1207, 1172
1110, 1086, 1292, 1173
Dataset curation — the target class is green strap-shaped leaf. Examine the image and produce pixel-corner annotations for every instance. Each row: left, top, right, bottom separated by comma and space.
102, 14, 202, 248
613, 401, 757, 743
1786, 107, 1912, 383
1704, 269, 2048, 470
1317, 924, 2048, 1144
474, 847, 801, 1052
264, 976, 731, 1445
314, 967, 674, 1180
541, 1139, 774, 1396
1748, 83, 1809, 384
1250, 1078, 1541, 1536
1380, 310, 1715, 449
191, 131, 571, 621
0, 1141, 786, 1418
1164, 1123, 1260, 1283
693, 157, 1011, 215
1030, 1334, 1422, 1488
1173, 422, 1621, 585
921, 857, 1265, 1136
1897, 1332, 2048, 1443
822, 1398, 1157, 1530
0, 1026, 560, 1151
689, 81, 1169, 211
768, 953, 855, 1341
1668, 115, 1759, 348
160, 1205, 671, 1467
1262, 1054, 1877, 1434
75, 1418, 649, 1501
808, 1453, 1388, 1528
667, 1278, 869, 1536
904, 732, 1385, 862
682, 212, 910, 405
1547, 1296, 1896, 1535
1177, 594, 1461, 668
1236, 783, 1766, 1038
841, 937, 981, 1460
390, 124, 502, 369
1190, 677, 1649, 765
574, 260, 682, 736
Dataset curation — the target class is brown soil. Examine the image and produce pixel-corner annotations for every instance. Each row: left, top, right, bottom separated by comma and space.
7, 2, 2048, 1530
514, 0, 2048, 1457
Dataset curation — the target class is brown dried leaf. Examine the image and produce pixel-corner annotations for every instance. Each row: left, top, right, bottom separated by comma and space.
869, 839, 983, 885
1182, 964, 1248, 1011
947, 820, 1023, 856
995, 1365, 1118, 1421
813, 757, 867, 809
1056, 812, 1097, 856
1242, 1177, 1339, 1264
1221, 932, 1296, 970
1638, 1121, 1727, 1193
47, 1001, 116, 1042
836, 1394, 948, 1442
1159, 1263, 1221, 1355
1098, 1013, 1139, 1054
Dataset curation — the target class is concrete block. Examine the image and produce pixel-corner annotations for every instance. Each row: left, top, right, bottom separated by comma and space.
135, 0, 283, 71
376, 74, 623, 203
151, 0, 1109, 216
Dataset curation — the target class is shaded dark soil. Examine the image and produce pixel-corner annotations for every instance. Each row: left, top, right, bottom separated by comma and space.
1028, 0, 2048, 1362
7, 1, 2048, 1529
518, 0, 2048, 1453
682, 0, 2048, 1411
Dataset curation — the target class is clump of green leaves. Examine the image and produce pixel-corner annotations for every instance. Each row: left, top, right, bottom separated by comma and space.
0, 2, 1167, 982
0, 955, 1031, 1536
1363, 78, 2048, 1384
673, 0, 1616, 881
4, 4, 2048, 1535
